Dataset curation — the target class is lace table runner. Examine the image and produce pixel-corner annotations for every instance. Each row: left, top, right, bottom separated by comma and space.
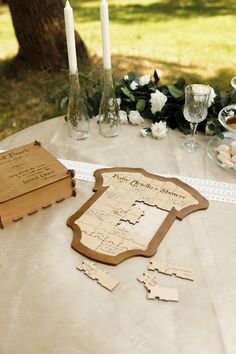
59, 159, 236, 204
0, 146, 235, 204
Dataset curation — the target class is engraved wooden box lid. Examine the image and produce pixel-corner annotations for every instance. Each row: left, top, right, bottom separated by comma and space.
0, 141, 71, 203
0, 141, 75, 228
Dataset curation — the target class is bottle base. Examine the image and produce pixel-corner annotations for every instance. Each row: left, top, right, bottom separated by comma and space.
68, 121, 89, 140
99, 125, 120, 138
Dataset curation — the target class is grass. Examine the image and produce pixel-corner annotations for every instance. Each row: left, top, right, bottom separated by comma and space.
1, 0, 236, 140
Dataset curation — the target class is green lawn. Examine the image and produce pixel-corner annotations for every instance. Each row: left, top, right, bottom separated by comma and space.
1, 0, 236, 139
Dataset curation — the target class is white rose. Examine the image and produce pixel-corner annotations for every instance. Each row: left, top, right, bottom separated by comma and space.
119, 110, 128, 124
117, 98, 121, 108
208, 86, 216, 107
139, 74, 150, 86
130, 81, 138, 91
124, 75, 129, 81
150, 89, 167, 114
205, 120, 214, 135
108, 98, 115, 107
129, 110, 144, 125
151, 121, 168, 139
140, 128, 149, 137
108, 98, 121, 108
97, 114, 103, 122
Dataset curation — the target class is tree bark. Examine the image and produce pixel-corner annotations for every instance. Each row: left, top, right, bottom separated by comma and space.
8, 0, 90, 71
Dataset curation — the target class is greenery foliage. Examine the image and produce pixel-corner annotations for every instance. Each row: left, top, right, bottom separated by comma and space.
49, 70, 236, 138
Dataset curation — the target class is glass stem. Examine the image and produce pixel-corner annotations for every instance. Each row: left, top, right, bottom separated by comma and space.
190, 122, 198, 145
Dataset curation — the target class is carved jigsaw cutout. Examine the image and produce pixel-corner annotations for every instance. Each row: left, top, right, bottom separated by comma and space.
119, 204, 145, 225
77, 260, 119, 291
137, 272, 179, 302
148, 260, 194, 281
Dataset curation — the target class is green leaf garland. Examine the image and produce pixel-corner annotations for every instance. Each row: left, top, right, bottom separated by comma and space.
47, 69, 235, 137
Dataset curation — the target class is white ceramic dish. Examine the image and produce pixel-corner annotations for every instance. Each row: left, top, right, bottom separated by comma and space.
206, 132, 236, 174
218, 104, 236, 135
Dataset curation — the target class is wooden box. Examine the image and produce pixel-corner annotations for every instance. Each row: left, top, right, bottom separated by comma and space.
0, 141, 76, 228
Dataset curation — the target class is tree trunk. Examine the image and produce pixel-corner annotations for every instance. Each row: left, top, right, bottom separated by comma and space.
8, 0, 90, 71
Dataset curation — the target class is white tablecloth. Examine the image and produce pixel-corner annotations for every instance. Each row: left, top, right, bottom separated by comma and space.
0, 117, 235, 354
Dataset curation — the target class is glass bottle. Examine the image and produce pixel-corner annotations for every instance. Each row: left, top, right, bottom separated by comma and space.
67, 71, 90, 140
99, 68, 120, 137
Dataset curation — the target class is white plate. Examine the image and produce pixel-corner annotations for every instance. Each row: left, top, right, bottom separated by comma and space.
218, 104, 236, 134
206, 132, 236, 174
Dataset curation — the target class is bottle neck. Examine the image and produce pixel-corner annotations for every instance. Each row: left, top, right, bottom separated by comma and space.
69, 71, 80, 93
103, 68, 114, 90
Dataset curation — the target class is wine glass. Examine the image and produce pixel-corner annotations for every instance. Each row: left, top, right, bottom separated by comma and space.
218, 77, 236, 135
231, 76, 236, 90
182, 84, 210, 152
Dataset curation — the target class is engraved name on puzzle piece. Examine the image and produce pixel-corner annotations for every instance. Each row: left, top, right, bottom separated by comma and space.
148, 260, 194, 281
77, 260, 119, 291
137, 272, 159, 290
147, 285, 179, 302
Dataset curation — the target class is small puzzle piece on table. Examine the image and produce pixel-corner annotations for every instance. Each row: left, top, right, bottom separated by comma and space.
148, 285, 179, 302
77, 260, 119, 291
148, 260, 193, 281
137, 272, 179, 302
137, 272, 159, 290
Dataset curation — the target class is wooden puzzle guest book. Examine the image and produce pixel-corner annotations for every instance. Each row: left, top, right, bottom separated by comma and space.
0, 141, 76, 228
67, 167, 209, 265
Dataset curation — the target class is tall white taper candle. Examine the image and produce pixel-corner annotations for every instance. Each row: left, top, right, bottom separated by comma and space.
64, 0, 77, 74
100, 0, 112, 70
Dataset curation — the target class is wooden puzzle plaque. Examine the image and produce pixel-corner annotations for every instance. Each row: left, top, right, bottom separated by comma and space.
67, 167, 209, 265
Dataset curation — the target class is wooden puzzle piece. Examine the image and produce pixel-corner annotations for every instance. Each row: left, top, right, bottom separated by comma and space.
137, 272, 159, 290
77, 260, 119, 291
148, 260, 193, 281
137, 272, 179, 302
147, 285, 179, 302
120, 204, 145, 225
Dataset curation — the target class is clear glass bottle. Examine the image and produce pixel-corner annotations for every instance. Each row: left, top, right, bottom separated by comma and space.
99, 69, 120, 137
67, 71, 90, 140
